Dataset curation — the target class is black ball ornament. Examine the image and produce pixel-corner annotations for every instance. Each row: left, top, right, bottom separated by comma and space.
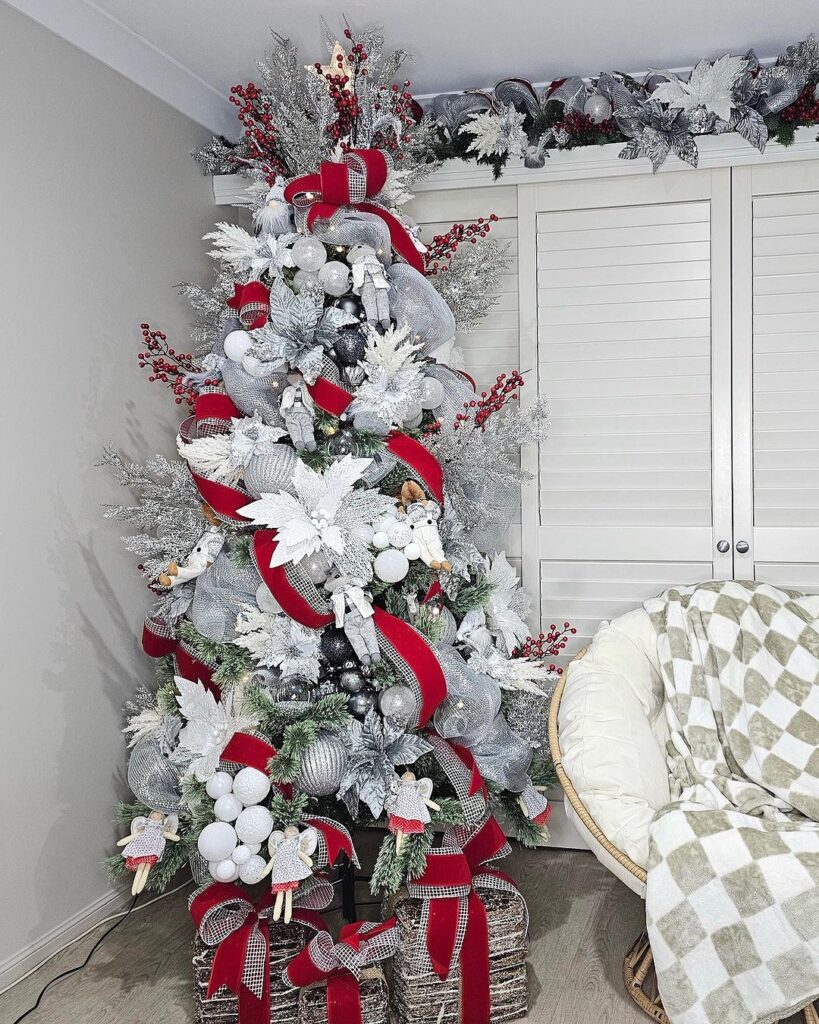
320, 628, 355, 667
334, 296, 364, 319
347, 688, 376, 719
333, 328, 368, 366
339, 669, 365, 693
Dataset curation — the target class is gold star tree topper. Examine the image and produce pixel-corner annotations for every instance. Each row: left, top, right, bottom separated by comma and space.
306, 41, 352, 90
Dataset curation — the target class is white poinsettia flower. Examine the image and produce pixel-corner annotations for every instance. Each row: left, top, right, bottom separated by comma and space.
349, 322, 424, 426
462, 103, 527, 159
652, 55, 747, 123
237, 454, 394, 580
483, 552, 531, 654
171, 676, 258, 781
177, 412, 286, 483
233, 605, 321, 681
203, 222, 298, 279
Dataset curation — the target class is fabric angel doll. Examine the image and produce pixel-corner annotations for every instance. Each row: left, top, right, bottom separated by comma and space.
384, 772, 440, 852
347, 244, 391, 329
117, 811, 180, 894
260, 825, 318, 923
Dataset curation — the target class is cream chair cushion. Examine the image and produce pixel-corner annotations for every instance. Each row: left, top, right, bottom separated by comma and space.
557, 608, 671, 896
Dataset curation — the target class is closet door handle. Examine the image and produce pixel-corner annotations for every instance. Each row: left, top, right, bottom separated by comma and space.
735, 540, 750, 554
716, 540, 730, 553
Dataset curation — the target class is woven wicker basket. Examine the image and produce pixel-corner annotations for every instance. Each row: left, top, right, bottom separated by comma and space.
299, 969, 390, 1024
390, 889, 528, 1024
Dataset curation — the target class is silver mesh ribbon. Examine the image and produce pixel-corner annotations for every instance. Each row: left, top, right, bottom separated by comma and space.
190, 550, 262, 642
423, 364, 475, 425
243, 445, 300, 498
300, 209, 393, 262
221, 360, 287, 426
386, 263, 456, 356
127, 734, 182, 813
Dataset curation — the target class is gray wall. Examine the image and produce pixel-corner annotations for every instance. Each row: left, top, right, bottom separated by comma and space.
0, 3, 216, 969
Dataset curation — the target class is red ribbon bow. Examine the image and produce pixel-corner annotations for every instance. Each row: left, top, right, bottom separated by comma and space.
285, 918, 399, 1024
283, 149, 425, 273
227, 281, 270, 330
407, 815, 523, 1024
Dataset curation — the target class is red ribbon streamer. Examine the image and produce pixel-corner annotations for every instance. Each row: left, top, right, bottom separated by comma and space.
221, 733, 277, 773
252, 532, 335, 629
141, 618, 220, 698
190, 471, 251, 523
386, 431, 444, 504
196, 390, 240, 426
448, 741, 488, 799
372, 607, 447, 727
283, 150, 424, 274
305, 376, 354, 417
227, 281, 270, 330
304, 817, 354, 867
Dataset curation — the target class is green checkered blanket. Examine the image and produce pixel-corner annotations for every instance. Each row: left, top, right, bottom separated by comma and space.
644, 581, 819, 1024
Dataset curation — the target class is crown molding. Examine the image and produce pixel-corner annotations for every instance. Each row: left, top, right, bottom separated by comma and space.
5, 0, 234, 136
212, 125, 819, 204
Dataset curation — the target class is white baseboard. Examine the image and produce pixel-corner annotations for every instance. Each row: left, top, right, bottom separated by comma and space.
0, 885, 131, 994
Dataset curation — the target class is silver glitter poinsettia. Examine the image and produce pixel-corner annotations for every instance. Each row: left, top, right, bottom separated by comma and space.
204, 222, 298, 280
615, 99, 698, 172
338, 709, 431, 818
233, 604, 322, 681
462, 102, 528, 160
777, 33, 819, 79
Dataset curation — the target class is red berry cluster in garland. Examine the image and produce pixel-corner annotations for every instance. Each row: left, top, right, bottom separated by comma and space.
554, 111, 619, 147
779, 83, 819, 125
137, 324, 211, 407
512, 622, 576, 674
425, 215, 499, 272
229, 82, 287, 183
454, 370, 525, 431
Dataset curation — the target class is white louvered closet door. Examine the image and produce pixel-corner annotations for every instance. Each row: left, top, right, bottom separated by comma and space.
733, 162, 819, 591
518, 171, 733, 660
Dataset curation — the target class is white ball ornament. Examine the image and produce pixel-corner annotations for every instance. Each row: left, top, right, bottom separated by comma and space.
235, 805, 274, 845
318, 260, 350, 296
214, 858, 241, 882
206, 772, 234, 800
246, 843, 261, 854
374, 548, 410, 583
387, 521, 413, 549
583, 94, 612, 124
232, 767, 271, 806
372, 531, 390, 550
223, 330, 254, 362
292, 235, 328, 272
198, 821, 238, 862
374, 514, 398, 535
419, 377, 445, 410
355, 524, 375, 544
213, 793, 243, 822
231, 844, 252, 866
293, 269, 320, 293
404, 542, 421, 561
239, 855, 268, 885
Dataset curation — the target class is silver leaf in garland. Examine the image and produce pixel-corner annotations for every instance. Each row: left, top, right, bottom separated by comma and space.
616, 100, 698, 172
729, 106, 768, 153
777, 34, 819, 79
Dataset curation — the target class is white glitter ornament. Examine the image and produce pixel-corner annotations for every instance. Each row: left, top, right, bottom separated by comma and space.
374, 548, 410, 583
292, 236, 327, 272
205, 772, 233, 800
235, 804, 274, 844
583, 94, 612, 124
223, 330, 254, 362
372, 531, 390, 550
198, 821, 238, 862
231, 844, 252, 865
404, 542, 421, 560
387, 521, 413, 548
213, 858, 241, 882
379, 684, 416, 721
213, 793, 243, 822
318, 260, 350, 296
232, 766, 271, 806
374, 515, 398, 535
239, 854, 268, 885
293, 269, 320, 293
419, 377, 445, 409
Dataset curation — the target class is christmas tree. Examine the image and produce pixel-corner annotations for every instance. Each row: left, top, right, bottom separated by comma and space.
104, 21, 571, 1017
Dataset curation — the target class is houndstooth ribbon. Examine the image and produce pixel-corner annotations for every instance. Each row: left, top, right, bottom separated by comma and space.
284, 918, 399, 1024
141, 614, 221, 696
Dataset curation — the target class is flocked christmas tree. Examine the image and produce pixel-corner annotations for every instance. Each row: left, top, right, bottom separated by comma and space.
103, 20, 574, 1021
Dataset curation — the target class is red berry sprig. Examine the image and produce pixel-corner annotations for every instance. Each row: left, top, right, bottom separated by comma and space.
453, 370, 525, 431
780, 83, 819, 126
425, 215, 499, 272
229, 81, 287, 183
553, 111, 618, 147
137, 324, 210, 407
512, 622, 576, 674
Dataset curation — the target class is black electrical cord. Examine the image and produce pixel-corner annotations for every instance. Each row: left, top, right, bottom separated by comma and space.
11, 896, 139, 1024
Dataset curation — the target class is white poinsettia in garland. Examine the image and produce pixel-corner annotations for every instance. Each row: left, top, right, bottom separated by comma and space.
171, 677, 258, 781
177, 412, 287, 483
652, 54, 747, 123
233, 604, 321, 681
349, 322, 424, 427
238, 454, 394, 579
462, 102, 528, 160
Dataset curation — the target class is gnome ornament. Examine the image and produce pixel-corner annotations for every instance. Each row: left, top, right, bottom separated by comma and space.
384, 772, 439, 852
260, 825, 318, 923
347, 244, 390, 329
117, 811, 180, 894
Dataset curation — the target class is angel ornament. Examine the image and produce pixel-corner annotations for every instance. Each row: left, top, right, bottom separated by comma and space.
260, 825, 318, 923
280, 377, 316, 452
384, 772, 439, 852
398, 481, 451, 572
117, 811, 180, 895
347, 244, 390, 329
158, 529, 224, 588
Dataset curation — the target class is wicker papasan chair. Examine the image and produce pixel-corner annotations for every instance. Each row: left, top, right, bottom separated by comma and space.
547, 607, 819, 1024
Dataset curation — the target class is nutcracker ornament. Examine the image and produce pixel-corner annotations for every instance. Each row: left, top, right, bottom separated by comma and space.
260, 825, 319, 923
384, 772, 440, 852
117, 811, 181, 894
347, 244, 391, 329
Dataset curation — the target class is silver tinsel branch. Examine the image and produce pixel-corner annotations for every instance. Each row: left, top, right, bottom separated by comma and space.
177, 271, 236, 353
429, 238, 511, 334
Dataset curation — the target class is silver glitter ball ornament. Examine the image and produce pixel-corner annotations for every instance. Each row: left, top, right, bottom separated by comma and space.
339, 669, 365, 693
378, 684, 416, 723
127, 735, 182, 813
302, 550, 332, 585
295, 733, 349, 796
347, 688, 376, 719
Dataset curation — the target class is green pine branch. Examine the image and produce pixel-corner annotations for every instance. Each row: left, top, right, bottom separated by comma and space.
448, 573, 493, 616
370, 829, 434, 896
177, 620, 252, 685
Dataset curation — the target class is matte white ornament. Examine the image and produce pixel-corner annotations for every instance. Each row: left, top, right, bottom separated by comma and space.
206, 772, 234, 800
232, 766, 271, 806
583, 94, 612, 124
224, 330, 254, 362
419, 377, 445, 409
198, 821, 238, 862
293, 269, 320, 293
231, 844, 253, 865
214, 858, 241, 882
247, 843, 261, 854
292, 235, 327, 272
213, 793, 243, 822
235, 804, 274, 844
374, 515, 398, 535
372, 531, 390, 550
404, 542, 421, 560
355, 524, 375, 544
256, 582, 282, 615
239, 854, 268, 885
387, 522, 413, 549
318, 260, 350, 296
374, 548, 410, 583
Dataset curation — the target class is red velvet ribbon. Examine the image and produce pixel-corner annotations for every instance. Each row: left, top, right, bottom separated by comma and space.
386, 430, 444, 504
141, 618, 220, 698
283, 150, 424, 273
227, 281, 270, 329
305, 375, 354, 417
190, 471, 251, 523
448, 741, 488, 798
196, 390, 240, 426
303, 817, 354, 867
221, 733, 276, 773
252, 531, 335, 629
372, 607, 447, 727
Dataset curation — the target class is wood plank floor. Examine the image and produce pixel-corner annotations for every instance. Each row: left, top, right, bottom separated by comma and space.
0, 843, 802, 1024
